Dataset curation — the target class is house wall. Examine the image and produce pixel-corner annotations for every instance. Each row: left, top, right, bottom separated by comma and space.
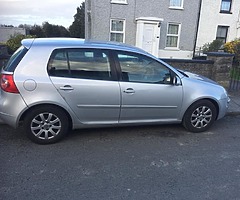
0, 27, 26, 43
196, 0, 240, 50
85, 0, 201, 59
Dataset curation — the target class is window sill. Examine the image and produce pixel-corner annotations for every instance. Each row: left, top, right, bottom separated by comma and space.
111, 2, 128, 5
220, 10, 232, 14
164, 47, 180, 51
169, 6, 184, 10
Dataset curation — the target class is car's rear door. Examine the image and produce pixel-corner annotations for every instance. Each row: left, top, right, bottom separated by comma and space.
48, 48, 121, 124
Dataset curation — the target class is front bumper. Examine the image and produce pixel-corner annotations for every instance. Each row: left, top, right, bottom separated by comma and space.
217, 96, 230, 120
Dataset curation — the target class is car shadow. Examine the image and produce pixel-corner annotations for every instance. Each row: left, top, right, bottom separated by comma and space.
67, 123, 187, 142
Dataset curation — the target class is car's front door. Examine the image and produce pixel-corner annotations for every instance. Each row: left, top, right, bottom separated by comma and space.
48, 48, 121, 124
115, 51, 183, 123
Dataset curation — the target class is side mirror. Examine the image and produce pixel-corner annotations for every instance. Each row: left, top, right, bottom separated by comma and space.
173, 76, 182, 86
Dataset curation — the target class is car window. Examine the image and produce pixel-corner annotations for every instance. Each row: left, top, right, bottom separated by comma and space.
116, 52, 171, 84
48, 49, 112, 80
3, 46, 28, 72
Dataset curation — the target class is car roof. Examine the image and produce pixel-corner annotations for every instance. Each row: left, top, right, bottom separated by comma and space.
21, 38, 148, 55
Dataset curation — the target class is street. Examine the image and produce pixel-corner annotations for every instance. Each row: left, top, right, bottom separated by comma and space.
1, 115, 240, 200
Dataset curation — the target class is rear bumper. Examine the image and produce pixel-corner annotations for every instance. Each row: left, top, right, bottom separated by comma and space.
0, 91, 27, 128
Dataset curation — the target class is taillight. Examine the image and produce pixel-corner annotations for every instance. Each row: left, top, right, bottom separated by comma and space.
0, 74, 19, 93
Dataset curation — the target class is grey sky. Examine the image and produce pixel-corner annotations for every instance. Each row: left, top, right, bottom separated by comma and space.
0, 0, 84, 28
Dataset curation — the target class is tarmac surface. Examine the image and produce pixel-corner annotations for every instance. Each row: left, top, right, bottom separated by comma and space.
227, 91, 240, 116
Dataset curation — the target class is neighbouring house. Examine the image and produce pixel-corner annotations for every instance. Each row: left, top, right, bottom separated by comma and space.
0, 26, 26, 43
195, 0, 240, 54
85, 0, 201, 59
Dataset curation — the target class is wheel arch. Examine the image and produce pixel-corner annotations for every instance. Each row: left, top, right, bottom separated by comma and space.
183, 98, 219, 121
19, 103, 73, 130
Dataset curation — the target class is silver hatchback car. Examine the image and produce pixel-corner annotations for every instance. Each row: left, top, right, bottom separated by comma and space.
0, 38, 229, 144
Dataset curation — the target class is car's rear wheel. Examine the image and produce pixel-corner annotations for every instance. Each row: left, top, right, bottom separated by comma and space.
183, 100, 217, 133
24, 106, 69, 144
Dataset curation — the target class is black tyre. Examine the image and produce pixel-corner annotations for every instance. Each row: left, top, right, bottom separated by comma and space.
183, 100, 217, 133
24, 106, 69, 144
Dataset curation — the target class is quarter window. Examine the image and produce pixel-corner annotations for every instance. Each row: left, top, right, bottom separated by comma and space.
116, 51, 171, 84
48, 49, 112, 81
110, 19, 125, 43
216, 26, 229, 43
169, 0, 183, 8
220, 0, 232, 13
166, 23, 181, 48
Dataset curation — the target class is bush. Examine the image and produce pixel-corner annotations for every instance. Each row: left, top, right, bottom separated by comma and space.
202, 39, 224, 53
5, 34, 35, 54
224, 39, 240, 63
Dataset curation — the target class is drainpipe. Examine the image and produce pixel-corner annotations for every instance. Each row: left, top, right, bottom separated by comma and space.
85, 0, 92, 39
193, 0, 202, 58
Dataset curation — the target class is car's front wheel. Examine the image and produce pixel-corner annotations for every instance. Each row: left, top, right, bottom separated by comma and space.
24, 106, 69, 144
183, 100, 217, 133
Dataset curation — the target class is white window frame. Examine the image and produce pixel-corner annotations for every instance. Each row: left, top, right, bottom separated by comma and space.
169, 0, 184, 10
111, 0, 128, 4
165, 23, 181, 49
110, 19, 126, 43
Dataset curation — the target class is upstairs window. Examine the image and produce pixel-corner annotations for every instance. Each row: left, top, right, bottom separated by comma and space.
111, 0, 127, 4
110, 19, 125, 43
166, 23, 181, 48
216, 26, 229, 43
169, 0, 184, 9
220, 0, 232, 13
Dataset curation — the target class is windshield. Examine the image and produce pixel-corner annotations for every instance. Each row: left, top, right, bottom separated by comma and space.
3, 46, 28, 72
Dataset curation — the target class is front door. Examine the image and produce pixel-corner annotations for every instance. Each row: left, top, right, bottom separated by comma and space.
136, 17, 163, 57
142, 23, 157, 55
115, 50, 183, 123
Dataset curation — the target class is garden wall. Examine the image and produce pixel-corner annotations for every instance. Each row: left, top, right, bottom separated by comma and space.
162, 52, 234, 88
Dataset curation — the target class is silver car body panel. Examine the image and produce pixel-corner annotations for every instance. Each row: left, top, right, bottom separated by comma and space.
0, 38, 229, 130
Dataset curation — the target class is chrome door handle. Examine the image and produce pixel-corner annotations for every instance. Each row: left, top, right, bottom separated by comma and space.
59, 85, 74, 91
123, 88, 135, 94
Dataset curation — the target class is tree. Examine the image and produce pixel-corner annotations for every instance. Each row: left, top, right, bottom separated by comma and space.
202, 39, 224, 53
69, 2, 85, 38
42, 22, 70, 37
6, 34, 35, 54
29, 24, 45, 37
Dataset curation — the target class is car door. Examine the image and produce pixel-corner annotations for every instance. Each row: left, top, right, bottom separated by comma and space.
115, 51, 183, 123
48, 48, 121, 124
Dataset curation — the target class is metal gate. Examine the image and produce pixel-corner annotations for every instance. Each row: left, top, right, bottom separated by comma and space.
229, 62, 240, 91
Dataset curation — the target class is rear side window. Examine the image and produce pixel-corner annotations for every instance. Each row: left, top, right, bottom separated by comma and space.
3, 46, 28, 72
48, 49, 112, 81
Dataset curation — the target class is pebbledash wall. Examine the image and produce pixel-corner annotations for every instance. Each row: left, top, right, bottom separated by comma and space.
162, 52, 234, 89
